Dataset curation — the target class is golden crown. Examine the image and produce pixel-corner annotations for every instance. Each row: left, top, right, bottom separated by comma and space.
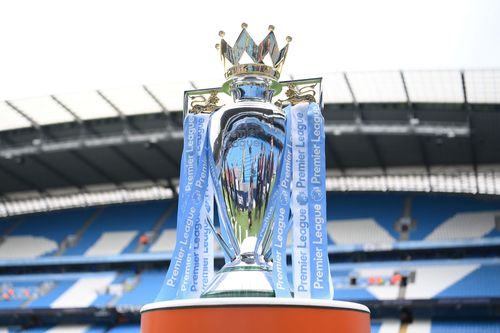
216, 23, 292, 81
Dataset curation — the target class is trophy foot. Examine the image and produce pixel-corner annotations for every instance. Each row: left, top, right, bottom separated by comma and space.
201, 253, 275, 298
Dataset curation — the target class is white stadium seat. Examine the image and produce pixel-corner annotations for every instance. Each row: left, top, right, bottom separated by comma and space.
51, 276, 115, 308
0, 236, 57, 259
45, 325, 93, 333
405, 265, 479, 300
149, 229, 177, 253
84, 231, 138, 257
425, 211, 500, 241
406, 320, 431, 333
327, 219, 395, 245
378, 319, 401, 333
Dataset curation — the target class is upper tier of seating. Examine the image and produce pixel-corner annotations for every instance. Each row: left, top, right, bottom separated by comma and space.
0, 193, 499, 261
63, 201, 169, 256
0, 201, 171, 260
326, 193, 500, 245
410, 195, 500, 241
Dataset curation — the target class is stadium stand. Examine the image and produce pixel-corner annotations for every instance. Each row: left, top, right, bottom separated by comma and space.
429, 321, 500, 333
0, 208, 94, 259
410, 195, 500, 241
62, 201, 169, 256
106, 325, 141, 333
370, 319, 401, 333
116, 270, 164, 307
327, 193, 404, 240
19, 326, 108, 333
147, 207, 178, 253
371, 320, 500, 333
437, 265, 500, 298
1, 194, 498, 263
325, 193, 500, 245
0, 193, 498, 331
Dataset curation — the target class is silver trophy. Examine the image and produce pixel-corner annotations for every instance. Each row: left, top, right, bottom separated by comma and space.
183, 24, 321, 298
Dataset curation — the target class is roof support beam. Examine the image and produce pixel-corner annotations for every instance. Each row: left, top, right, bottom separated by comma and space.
4, 100, 45, 145
325, 136, 345, 174
29, 155, 83, 189
400, 71, 416, 120
7, 100, 89, 190
51, 95, 88, 139
143, 85, 177, 135
70, 151, 121, 185
343, 73, 361, 121
151, 144, 180, 169
366, 135, 386, 173
97, 90, 130, 134
462, 71, 479, 193
0, 163, 43, 192
344, 73, 386, 173
111, 147, 157, 182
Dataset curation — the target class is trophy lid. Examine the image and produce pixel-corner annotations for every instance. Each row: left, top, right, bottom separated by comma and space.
216, 23, 292, 82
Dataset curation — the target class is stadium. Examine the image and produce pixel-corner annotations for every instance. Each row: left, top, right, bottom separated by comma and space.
1, 1, 500, 332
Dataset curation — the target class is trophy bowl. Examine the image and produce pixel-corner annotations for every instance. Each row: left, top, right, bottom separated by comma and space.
201, 75, 286, 298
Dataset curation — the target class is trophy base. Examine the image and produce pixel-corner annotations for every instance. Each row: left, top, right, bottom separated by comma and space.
200, 254, 275, 298
141, 298, 370, 333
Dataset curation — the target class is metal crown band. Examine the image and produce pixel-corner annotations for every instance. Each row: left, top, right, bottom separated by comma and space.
225, 64, 280, 80
217, 23, 291, 82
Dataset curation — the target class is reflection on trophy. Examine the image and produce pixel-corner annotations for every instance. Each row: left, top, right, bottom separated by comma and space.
201, 24, 289, 298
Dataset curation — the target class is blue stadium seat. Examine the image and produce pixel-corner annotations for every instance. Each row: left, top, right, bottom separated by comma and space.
0, 281, 40, 309
143, 206, 177, 253
28, 281, 74, 308
5, 208, 95, 258
64, 201, 168, 256
21, 327, 52, 333
0, 218, 18, 236
0, 299, 24, 309
86, 326, 108, 333
11, 208, 94, 244
92, 294, 114, 307
437, 265, 500, 298
410, 195, 500, 241
117, 270, 165, 306
106, 324, 140, 333
327, 193, 404, 240
370, 321, 382, 333
431, 320, 500, 333
334, 287, 377, 301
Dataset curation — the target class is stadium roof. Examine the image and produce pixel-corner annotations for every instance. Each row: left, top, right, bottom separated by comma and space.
1, 69, 500, 216
1, 70, 499, 131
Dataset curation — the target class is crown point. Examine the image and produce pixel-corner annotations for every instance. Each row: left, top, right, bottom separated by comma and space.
241, 23, 248, 29
219, 31, 225, 37
286, 36, 292, 43
268, 25, 275, 31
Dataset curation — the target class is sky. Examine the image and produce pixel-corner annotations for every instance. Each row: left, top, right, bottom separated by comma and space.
0, 0, 499, 101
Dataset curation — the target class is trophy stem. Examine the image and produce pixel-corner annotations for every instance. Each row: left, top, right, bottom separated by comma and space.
201, 252, 275, 298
